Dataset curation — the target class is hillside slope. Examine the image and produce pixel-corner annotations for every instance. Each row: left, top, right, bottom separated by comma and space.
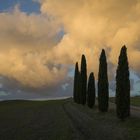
0, 99, 139, 140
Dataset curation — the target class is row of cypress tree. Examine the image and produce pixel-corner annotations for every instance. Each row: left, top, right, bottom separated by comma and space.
73, 45, 130, 120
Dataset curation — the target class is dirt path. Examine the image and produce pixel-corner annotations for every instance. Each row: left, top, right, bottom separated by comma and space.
130, 106, 140, 117
62, 102, 94, 140
62, 101, 131, 140
62, 100, 140, 140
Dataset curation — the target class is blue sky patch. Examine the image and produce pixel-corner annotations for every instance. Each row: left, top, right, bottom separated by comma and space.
0, 0, 40, 14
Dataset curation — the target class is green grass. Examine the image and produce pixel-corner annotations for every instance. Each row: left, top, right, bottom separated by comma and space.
0, 100, 73, 140
131, 97, 140, 106
0, 99, 139, 140
110, 96, 140, 106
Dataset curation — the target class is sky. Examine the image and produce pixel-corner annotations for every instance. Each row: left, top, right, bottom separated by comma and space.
0, 0, 40, 13
0, 0, 140, 100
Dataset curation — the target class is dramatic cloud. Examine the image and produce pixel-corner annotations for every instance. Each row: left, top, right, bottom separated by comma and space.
39, 0, 140, 76
0, 5, 67, 87
0, 0, 140, 95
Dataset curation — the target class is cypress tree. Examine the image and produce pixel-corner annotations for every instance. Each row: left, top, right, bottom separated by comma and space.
73, 62, 79, 103
87, 72, 96, 108
81, 54, 87, 105
77, 71, 82, 104
98, 49, 109, 112
116, 46, 130, 120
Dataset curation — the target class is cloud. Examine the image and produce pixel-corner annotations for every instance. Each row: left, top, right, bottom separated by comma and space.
0, 75, 73, 100
1, 0, 140, 94
39, 0, 140, 78
0, 5, 67, 87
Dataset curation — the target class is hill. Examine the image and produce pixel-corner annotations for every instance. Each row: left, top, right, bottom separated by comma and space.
0, 98, 139, 140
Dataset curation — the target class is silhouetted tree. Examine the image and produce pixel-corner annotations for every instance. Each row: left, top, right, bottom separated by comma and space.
81, 54, 87, 105
87, 72, 96, 108
77, 71, 82, 104
116, 46, 130, 120
98, 49, 109, 112
73, 62, 79, 103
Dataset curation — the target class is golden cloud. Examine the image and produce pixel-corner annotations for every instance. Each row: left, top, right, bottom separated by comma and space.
40, 0, 140, 76
0, 1, 140, 88
0, 6, 67, 87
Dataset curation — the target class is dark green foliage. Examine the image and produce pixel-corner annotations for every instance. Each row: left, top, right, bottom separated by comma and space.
77, 71, 82, 104
73, 62, 79, 103
87, 72, 96, 108
80, 54, 87, 105
116, 46, 130, 120
98, 49, 109, 112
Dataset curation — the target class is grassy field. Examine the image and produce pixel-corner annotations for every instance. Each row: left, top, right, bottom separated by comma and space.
131, 96, 140, 106
0, 99, 139, 140
110, 96, 140, 106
